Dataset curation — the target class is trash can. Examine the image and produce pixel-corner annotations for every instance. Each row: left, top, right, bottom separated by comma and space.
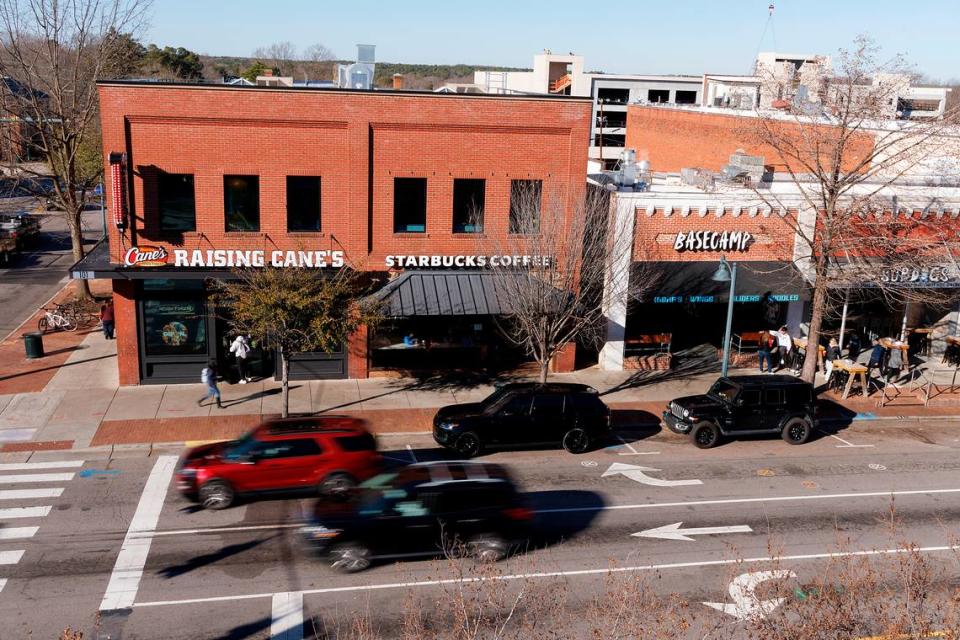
23, 331, 44, 359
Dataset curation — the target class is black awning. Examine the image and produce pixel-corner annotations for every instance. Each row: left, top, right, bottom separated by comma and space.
373, 271, 524, 317
643, 261, 810, 304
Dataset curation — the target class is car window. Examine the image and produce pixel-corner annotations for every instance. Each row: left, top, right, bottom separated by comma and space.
256, 438, 321, 459
497, 394, 532, 416
532, 394, 565, 417
222, 432, 260, 460
334, 433, 376, 452
708, 380, 739, 403
393, 499, 429, 517
764, 388, 785, 406
739, 389, 761, 406
785, 386, 811, 405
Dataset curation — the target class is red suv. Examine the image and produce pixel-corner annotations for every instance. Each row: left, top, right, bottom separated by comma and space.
176, 416, 383, 510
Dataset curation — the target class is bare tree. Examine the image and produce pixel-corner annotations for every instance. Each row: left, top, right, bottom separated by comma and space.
745, 36, 960, 382
0, 0, 151, 299
479, 183, 658, 383
251, 40, 297, 76
299, 42, 335, 82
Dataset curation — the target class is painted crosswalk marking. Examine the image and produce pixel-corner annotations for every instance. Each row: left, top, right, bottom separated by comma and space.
0, 551, 25, 565
0, 473, 74, 484
0, 506, 52, 519
0, 489, 63, 500
0, 461, 84, 471
0, 527, 38, 540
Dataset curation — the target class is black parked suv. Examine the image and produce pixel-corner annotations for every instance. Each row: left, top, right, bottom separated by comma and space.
432, 383, 611, 457
663, 375, 816, 449
301, 461, 532, 572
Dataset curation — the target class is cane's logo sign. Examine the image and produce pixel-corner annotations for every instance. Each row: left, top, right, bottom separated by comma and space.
123, 245, 169, 267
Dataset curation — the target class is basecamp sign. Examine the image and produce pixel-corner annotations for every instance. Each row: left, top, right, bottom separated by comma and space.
122, 248, 345, 268
674, 231, 753, 253
385, 254, 552, 268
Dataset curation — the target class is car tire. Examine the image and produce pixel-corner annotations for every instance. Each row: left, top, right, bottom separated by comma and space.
692, 422, 721, 449
198, 480, 235, 510
782, 417, 812, 445
455, 432, 482, 458
469, 534, 508, 564
328, 542, 372, 573
562, 427, 591, 454
319, 472, 355, 500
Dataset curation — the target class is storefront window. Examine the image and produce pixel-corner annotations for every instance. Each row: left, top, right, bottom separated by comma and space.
158, 172, 196, 232
142, 299, 208, 357
224, 175, 260, 232
453, 178, 484, 233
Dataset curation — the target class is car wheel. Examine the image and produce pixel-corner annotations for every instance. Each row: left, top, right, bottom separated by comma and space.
198, 480, 235, 510
692, 423, 720, 449
328, 542, 371, 573
319, 472, 355, 500
782, 417, 812, 445
469, 534, 508, 563
455, 432, 481, 458
562, 427, 591, 454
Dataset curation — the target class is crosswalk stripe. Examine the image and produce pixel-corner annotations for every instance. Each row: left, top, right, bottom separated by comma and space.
0, 579, 6, 593
0, 506, 51, 519
0, 489, 63, 500
0, 550, 24, 565
0, 473, 74, 484
0, 461, 83, 471
0, 526, 38, 540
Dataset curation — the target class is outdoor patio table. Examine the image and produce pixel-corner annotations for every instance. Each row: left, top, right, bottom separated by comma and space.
833, 359, 869, 399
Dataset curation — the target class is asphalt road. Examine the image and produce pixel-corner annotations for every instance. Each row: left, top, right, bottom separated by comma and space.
0, 198, 103, 341
2, 419, 960, 639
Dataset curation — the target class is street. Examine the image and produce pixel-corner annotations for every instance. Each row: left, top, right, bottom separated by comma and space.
1, 418, 959, 639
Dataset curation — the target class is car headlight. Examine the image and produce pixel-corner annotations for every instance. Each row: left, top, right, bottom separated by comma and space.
439, 422, 458, 430
178, 468, 197, 477
682, 408, 690, 419
300, 525, 342, 539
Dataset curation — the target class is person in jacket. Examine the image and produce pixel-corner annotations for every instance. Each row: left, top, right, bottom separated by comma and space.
99, 301, 115, 340
769, 326, 793, 372
229, 334, 251, 384
886, 342, 905, 385
757, 331, 776, 374
824, 338, 842, 381
198, 361, 222, 408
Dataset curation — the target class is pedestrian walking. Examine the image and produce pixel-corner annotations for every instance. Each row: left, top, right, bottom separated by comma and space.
229, 334, 251, 384
99, 300, 115, 340
769, 326, 793, 372
886, 341, 904, 385
198, 361, 222, 408
757, 331, 776, 374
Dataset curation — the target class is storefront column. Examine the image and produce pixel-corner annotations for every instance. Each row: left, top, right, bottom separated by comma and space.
347, 325, 369, 379
112, 279, 140, 386
600, 196, 636, 371
550, 342, 576, 373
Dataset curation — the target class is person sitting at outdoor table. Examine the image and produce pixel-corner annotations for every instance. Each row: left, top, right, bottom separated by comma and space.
769, 326, 794, 373
846, 332, 861, 361
886, 341, 905, 385
824, 338, 842, 381
402, 333, 419, 347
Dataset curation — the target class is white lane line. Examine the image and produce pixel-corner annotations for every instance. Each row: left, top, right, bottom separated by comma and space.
0, 579, 6, 594
148, 524, 302, 537
824, 432, 874, 448
405, 444, 417, 463
0, 506, 51, 519
0, 488, 63, 500
0, 526, 39, 540
0, 473, 75, 484
99, 455, 178, 612
134, 544, 960, 608
271, 591, 303, 640
616, 436, 660, 456
0, 550, 25, 565
538, 487, 960, 514
0, 461, 84, 471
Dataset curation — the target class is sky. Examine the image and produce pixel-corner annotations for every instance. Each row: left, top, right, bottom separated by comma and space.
145, 0, 960, 80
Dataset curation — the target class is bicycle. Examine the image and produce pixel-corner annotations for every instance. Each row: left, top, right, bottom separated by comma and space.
38, 307, 77, 333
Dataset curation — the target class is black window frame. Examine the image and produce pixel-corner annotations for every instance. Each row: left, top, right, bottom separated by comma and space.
286, 175, 321, 232
393, 177, 427, 233
452, 178, 485, 234
157, 172, 196, 232
739, 389, 762, 407
224, 174, 260, 232
509, 179, 542, 234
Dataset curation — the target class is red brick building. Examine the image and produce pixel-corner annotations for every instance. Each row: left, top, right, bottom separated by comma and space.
73, 81, 591, 384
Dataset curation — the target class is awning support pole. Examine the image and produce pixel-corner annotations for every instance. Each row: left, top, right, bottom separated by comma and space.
838, 291, 849, 352
900, 302, 910, 342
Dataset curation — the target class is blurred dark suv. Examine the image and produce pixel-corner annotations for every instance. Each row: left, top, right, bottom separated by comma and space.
302, 461, 532, 572
663, 375, 816, 449
176, 416, 383, 509
433, 383, 611, 457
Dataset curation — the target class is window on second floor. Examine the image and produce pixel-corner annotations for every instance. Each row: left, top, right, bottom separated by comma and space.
452, 178, 484, 233
158, 172, 196, 232
224, 175, 259, 232
286, 176, 321, 232
509, 179, 542, 234
394, 177, 427, 233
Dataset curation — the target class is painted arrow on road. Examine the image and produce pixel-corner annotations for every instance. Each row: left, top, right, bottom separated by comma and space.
602, 462, 703, 487
702, 570, 796, 621
632, 522, 753, 542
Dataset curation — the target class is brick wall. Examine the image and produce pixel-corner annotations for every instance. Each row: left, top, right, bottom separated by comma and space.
112, 279, 139, 385
625, 106, 875, 173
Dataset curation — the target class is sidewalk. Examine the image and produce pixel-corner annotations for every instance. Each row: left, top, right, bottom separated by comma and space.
1, 297, 958, 451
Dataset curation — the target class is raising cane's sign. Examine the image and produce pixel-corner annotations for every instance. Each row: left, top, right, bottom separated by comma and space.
123, 246, 169, 267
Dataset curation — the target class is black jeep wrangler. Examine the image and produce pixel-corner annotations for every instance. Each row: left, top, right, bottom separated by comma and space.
663, 375, 816, 449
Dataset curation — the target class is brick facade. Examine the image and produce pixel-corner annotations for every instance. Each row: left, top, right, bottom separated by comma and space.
96, 83, 591, 382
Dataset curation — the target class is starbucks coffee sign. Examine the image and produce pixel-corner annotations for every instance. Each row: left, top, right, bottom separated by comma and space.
674, 231, 753, 253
